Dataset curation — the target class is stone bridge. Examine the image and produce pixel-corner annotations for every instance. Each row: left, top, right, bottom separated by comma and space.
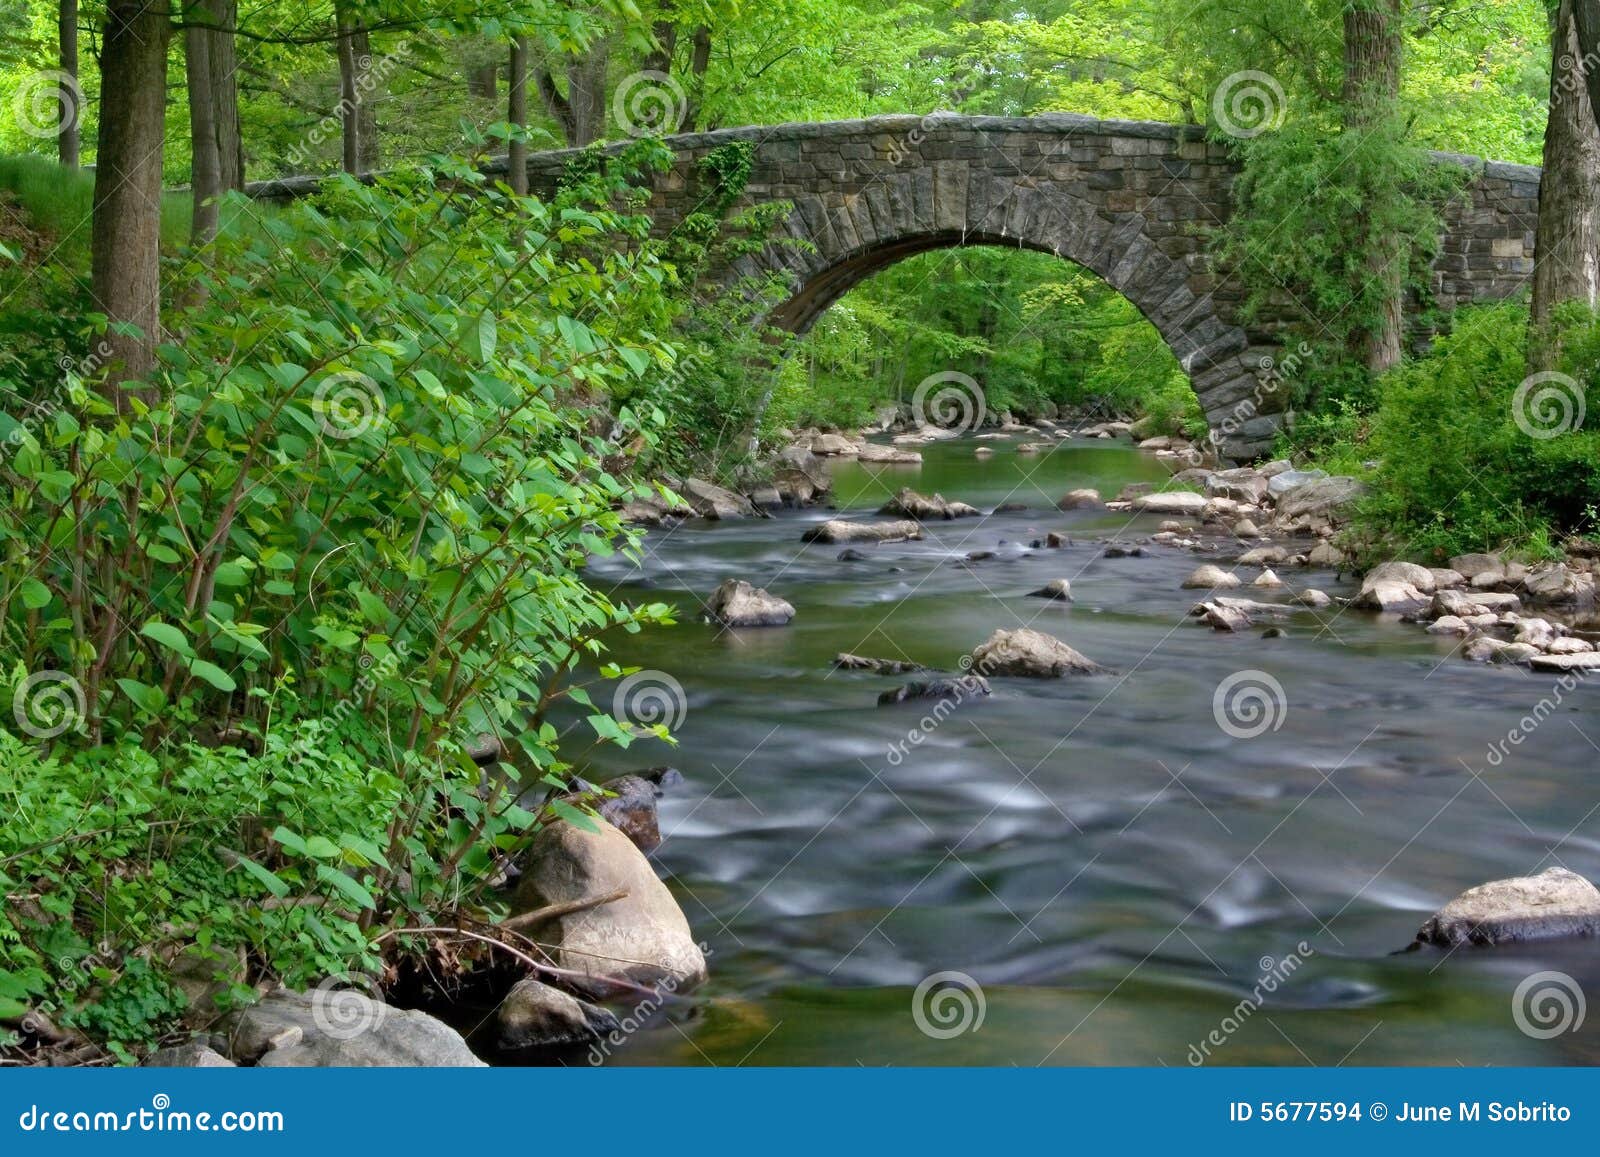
258, 113, 1542, 459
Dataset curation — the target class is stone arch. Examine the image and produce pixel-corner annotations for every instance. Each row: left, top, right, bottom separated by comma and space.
728, 172, 1269, 458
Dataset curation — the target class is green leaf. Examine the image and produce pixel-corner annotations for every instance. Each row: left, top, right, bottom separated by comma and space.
549, 799, 600, 833
141, 620, 193, 657
17, 579, 50, 609
188, 659, 238, 693
236, 857, 291, 899
115, 678, 166, 714
271, 826, 308, 856
316, 864, 376, 911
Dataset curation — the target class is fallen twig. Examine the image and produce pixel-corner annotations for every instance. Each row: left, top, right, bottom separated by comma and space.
498, 888, 628, 933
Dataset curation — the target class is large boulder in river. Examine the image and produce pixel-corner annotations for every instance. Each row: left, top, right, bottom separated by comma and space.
512, 819, 707, 997
1522, 562, 1597, 606
497, 978, 620, 1051
1205, 468, 1269, 504
771, 446, 830, 505
1411, 867, 1600, 949
801, 519, 923, 544
967, 628, 1104, 677
680, 477, 758, 520
226, 987, 485, 1067
1353, 560, 1435, 612
878, 487, 980, 520
707, 578, 794, 627
1272, 475, 1363, 522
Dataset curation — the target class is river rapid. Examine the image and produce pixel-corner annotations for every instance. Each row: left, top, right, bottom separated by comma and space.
568, 435, 1600, 1066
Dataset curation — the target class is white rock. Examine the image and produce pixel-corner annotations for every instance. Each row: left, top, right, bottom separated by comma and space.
1182, 564, 1242, 590
1133, 490, 1207, 515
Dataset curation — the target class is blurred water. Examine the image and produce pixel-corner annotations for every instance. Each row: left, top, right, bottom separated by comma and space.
563, 435, 1600, 1067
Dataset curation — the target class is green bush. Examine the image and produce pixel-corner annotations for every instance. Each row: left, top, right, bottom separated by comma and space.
0, 162, 691, 1056
1352, 303, 1600, 560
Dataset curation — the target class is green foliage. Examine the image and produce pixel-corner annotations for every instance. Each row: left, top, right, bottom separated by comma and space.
1219, 117, 1469, 396
1339, 304, 1600, 561
0, 156, 703, 1056
1, 162, 678, 751
775, 247, 1193, 433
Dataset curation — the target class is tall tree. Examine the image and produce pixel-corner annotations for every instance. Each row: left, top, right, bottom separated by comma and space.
508, 35, 530, 194
1342, 0, 1406, 374
57, 0, 79, 168
1531, 0, 1600, 364
90, 0, 172, 391
334, 1, 363, 173
186, 9, 223, 245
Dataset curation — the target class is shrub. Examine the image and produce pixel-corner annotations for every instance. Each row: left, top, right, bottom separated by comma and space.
1353, 303, 1600, 560
0, 162, 690, 1055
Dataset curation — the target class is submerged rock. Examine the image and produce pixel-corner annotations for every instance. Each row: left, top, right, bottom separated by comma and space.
878, 487, 980, 520
877, 674, 991, 706
801, 519, 923, 544
707, 579, 795, 627
834, 652, 927, 675
1028, 578, 1073, 601
1411, 867, 1600, 948
967, 628, 1104, 677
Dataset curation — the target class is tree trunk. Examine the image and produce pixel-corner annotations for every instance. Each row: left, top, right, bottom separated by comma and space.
1571, 0, 1600, 133
508, 36, 529, 196
566, 40, 610, 146
534, 68, 573, 143
1532, 0, 1600, 367
209, 0, 243, 191
352, 23, 379, 172
185, 15, 222, 245
335, 5, 360, 174
57, 0, 79, 168
90, 0, 171, 393
1342, 0, 1405, 374
684, 25, 711, 128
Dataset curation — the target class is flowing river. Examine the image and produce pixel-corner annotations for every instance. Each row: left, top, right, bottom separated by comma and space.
568, 435, 1600, 1066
